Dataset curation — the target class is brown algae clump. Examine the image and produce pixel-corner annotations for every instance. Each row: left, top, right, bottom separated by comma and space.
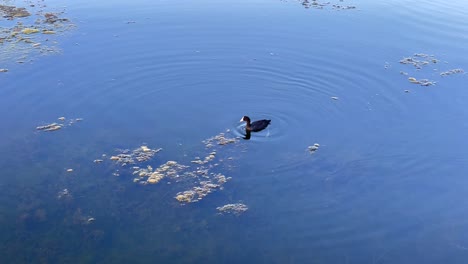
0, 3, 74, 68
0, 5, 30, 19
217, 203, 249, 215
44, 12, 69, 24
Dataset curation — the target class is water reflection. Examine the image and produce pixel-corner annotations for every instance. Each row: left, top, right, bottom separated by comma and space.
243, 130, 251, 140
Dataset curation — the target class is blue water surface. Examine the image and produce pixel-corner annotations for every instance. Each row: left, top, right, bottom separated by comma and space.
1, 0, 468, 263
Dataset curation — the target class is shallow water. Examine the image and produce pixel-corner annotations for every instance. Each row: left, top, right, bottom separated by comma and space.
1, 0, 468, 263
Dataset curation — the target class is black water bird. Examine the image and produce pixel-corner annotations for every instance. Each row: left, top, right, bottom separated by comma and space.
240, 116, 271, 132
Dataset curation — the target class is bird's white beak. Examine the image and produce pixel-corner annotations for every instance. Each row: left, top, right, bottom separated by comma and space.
240, 118, 244, 122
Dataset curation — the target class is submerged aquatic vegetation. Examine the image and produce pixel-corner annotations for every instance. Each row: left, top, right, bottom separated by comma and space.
57, 188, 72, 200
72, 208, 96, 225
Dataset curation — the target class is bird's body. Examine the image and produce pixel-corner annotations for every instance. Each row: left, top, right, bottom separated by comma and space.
240, 116, 271, 132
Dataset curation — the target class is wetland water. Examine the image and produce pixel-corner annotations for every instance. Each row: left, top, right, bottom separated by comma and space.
1, 0, 468, 263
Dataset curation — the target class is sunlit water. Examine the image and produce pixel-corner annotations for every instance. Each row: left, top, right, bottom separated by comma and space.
1, 0, 468, 263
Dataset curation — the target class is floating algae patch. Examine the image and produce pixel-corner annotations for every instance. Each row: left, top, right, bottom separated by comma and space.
21, 27, 39, 34
175, 173, 231, 204
168, 132, 240, 203
202, 132, 238, 148
407, 77, 435, 86
332, 5, 356, 10
36, 117, 83, 132
216, 203, 249, 215
191, 151, 217, 165
299, 0, 356, 10
108, 146, 162, 166
397, 54, 438, 87
43, 12, 69, 24
93, 130, 241, 207
395, 53, 465, 88
440, 68, 464, 77
132, 161, 188, 185
36, 122, 62, 132
0, 1, 74, 67
399, 53, 439, 70
0, 5, 30, 19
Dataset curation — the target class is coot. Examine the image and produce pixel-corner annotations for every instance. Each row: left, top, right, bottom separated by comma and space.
240, 116, 271, 132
